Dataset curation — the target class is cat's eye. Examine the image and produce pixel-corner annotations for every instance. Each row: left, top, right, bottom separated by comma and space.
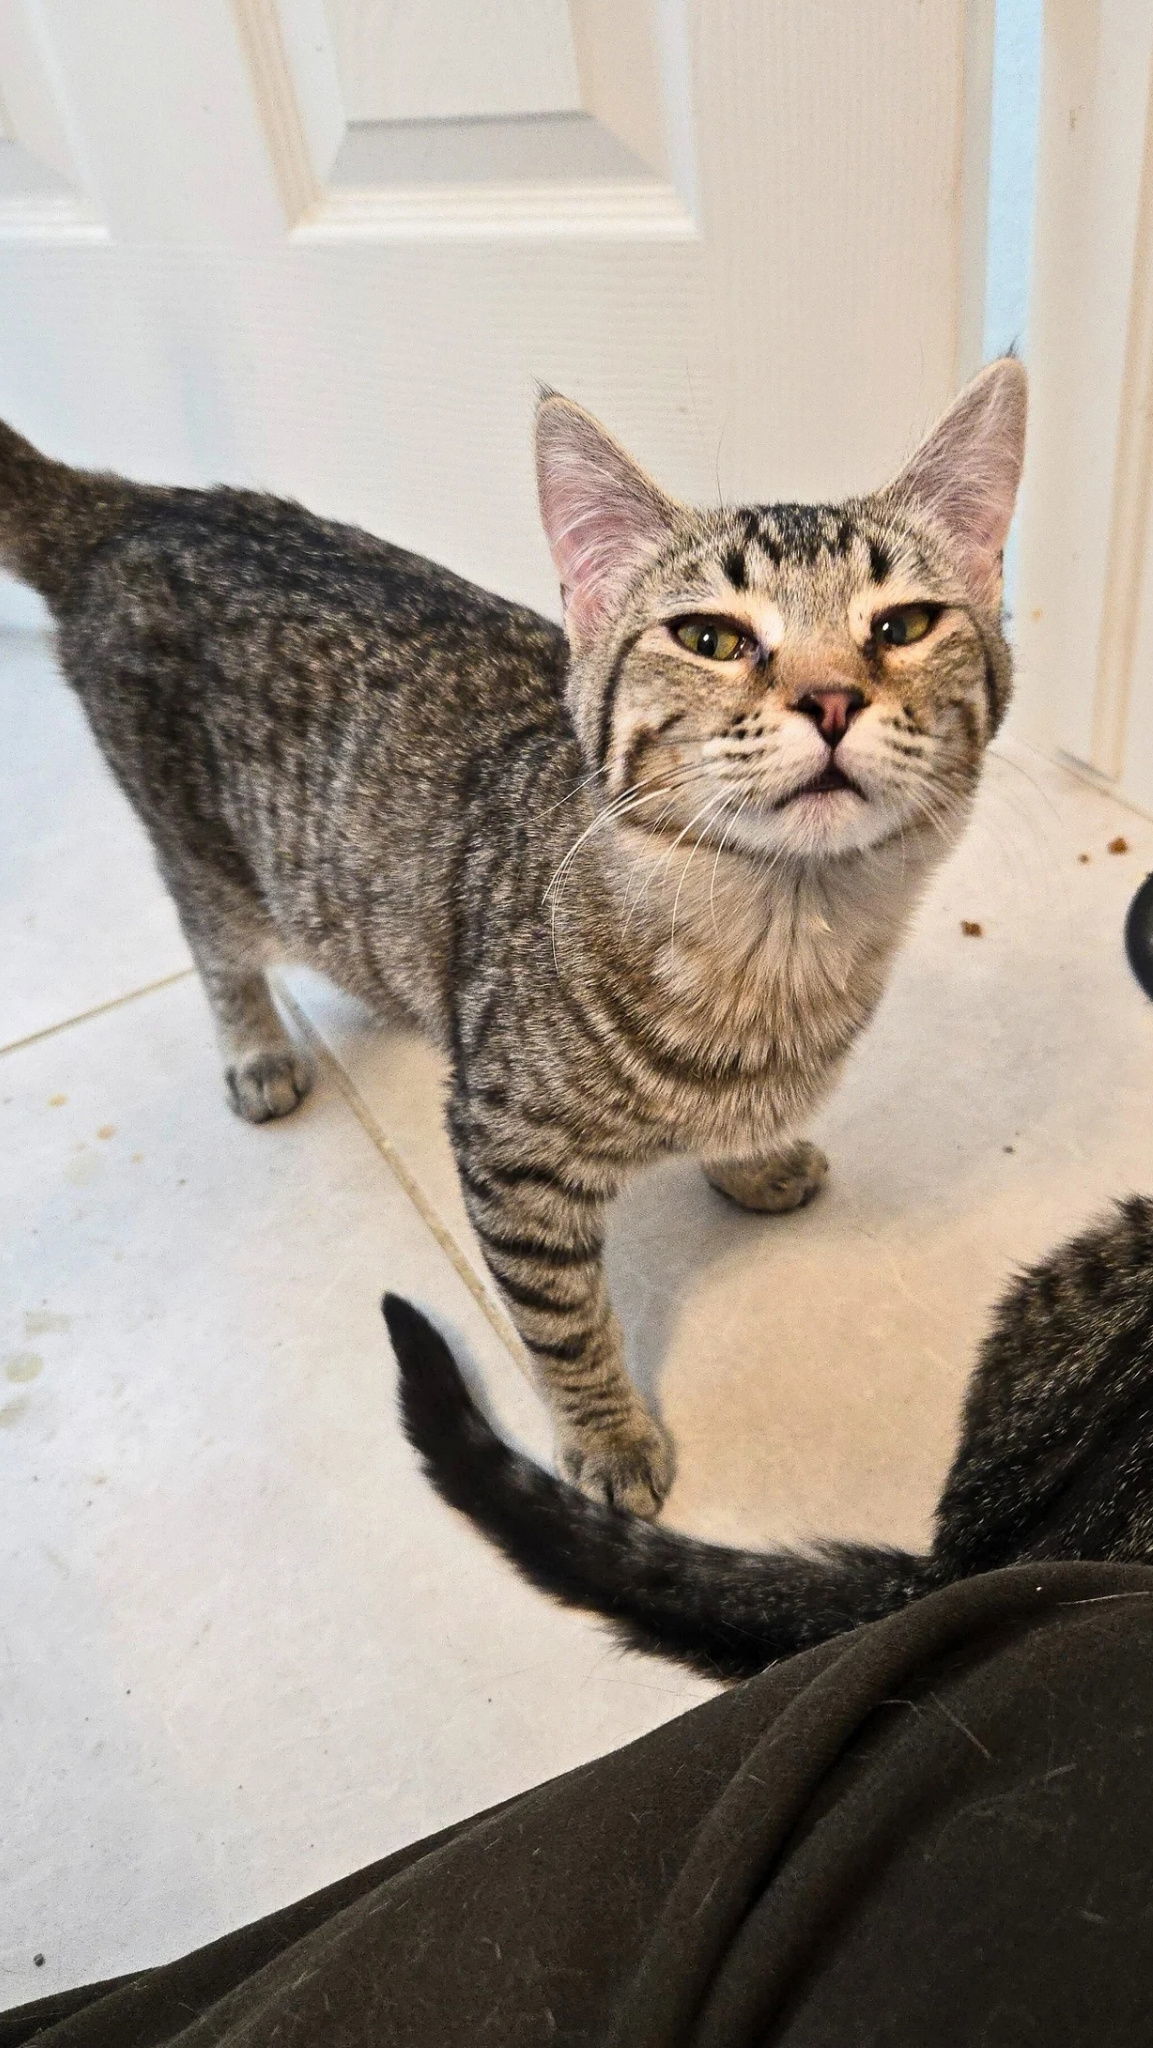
670, 615, 749, 662
873, 603, 941, 648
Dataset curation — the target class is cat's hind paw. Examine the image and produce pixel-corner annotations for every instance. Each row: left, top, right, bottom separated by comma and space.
705, 1140, 828, 1214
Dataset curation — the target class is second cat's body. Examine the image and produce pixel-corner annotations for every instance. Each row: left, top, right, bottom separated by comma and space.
0, 364, 1025, 1512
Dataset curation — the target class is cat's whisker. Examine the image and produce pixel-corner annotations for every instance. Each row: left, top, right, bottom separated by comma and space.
670, 794, 734, 947
618, 782, 728, 942
618, 788, 705, 936
543, 762, 608, 813
547, 768, 713, 969
977, 757, 1063, 861
985, 744, 1064, 825
708, 794, 753, 936
546, 770, 700, 904
896, 780, 969, 847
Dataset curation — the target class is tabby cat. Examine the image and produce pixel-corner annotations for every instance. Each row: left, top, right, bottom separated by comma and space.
0, 360, 1024, 1516
388, 1196, 1153, 1680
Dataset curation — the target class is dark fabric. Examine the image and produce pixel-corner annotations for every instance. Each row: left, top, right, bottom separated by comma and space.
7, 1561, 1153, 2047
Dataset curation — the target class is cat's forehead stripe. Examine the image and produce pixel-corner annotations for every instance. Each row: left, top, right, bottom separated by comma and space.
710, 510, 930, 595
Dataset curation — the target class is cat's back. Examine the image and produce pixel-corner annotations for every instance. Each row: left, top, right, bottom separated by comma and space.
50, 474, 577, 1023
60, 479, 566, 731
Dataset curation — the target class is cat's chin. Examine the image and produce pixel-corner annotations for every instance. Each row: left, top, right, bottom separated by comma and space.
720, 787, 925, 864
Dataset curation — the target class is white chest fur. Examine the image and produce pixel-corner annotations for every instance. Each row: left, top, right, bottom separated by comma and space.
621, 832, 941, 1156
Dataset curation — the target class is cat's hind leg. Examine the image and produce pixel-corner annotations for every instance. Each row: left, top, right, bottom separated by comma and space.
704, 1140, 828, 1214
215, 973, 313, 1124
159, 850, 314, 1123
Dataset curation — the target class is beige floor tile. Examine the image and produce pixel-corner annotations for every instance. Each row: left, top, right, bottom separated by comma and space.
0, 979, 710, 2009
0, 634, 190, 1050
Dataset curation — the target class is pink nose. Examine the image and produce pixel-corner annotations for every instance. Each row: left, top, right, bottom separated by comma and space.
794, 689, 866, 746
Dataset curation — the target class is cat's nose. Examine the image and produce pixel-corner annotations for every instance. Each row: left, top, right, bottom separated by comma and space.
793, 688, 867, 747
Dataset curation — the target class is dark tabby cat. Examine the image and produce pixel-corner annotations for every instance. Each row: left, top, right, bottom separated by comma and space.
388, 1196, 1153, 1680
0, 361, 1024, 1516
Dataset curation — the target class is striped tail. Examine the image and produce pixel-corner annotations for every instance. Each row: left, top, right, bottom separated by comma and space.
384, 1295, 933, 1682
0, 418, 131, 605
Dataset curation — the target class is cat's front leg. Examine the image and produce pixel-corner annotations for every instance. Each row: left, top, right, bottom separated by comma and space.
450, 1105, 674, 1516
704, 1140, 829, 1214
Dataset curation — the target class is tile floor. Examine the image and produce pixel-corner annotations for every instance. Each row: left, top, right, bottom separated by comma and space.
4, 630, 1153, 2007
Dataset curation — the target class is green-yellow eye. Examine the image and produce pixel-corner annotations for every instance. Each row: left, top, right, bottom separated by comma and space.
671, 616, 748, 661
874, 603, 941, 648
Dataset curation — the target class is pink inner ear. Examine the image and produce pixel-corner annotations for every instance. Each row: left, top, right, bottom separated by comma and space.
890, 361, 1027, 600
536, 403, 675, 645
539, 469, 655, 638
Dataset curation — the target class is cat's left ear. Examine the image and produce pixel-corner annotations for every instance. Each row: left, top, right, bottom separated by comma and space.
535, 392, 679, 650
884, 357, 1027, 603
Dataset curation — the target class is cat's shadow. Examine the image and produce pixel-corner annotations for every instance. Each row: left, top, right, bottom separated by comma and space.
605, 1159, 790, 1409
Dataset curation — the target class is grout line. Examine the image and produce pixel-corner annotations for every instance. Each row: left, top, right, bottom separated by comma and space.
277, 985, 524, 1369
0, 966, 196, 1060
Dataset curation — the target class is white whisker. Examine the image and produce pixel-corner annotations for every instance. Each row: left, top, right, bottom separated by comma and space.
668, 792, 734, 948
546, 767, 711, 972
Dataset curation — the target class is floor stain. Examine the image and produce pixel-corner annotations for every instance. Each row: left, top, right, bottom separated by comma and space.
96, 1124, 116, 1140
24, 1310, 70, 1336
47, 1094, 67, 1108
0, 1395, 30, 1426
64, 1150, 100, 1186
5, 1352, 44, 1383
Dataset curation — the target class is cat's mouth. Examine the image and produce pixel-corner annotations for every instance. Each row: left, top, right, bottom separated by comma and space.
777, 763, 863, 806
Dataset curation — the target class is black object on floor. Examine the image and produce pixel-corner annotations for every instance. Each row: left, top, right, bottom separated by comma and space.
1125, 872, 1153, 997
5, 1562, 1153, 2047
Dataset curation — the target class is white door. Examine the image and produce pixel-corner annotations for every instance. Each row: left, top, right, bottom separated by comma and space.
1014, 0, 1153, 817
0, 0, 994, 631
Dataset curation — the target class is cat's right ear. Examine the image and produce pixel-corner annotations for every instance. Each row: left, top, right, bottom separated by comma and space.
884, 357, 1028, 605
535, 393, 678, 651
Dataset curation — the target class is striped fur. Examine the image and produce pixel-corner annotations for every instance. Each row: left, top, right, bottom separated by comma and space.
0, 363, 1024, 1514
389, 1198, 1153, 1680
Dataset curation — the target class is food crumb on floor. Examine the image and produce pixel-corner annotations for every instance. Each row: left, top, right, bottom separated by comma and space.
47, 1094, 66, 1107
96, 1124, 116, 1140
1078, 852, 1091, 864
1108, 835, 1130, 855
961, 920, 984, 937
33, 1955, 44, 1968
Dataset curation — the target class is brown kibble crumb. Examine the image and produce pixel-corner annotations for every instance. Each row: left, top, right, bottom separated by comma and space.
961, 920, 983, 937
47, 1094, 66, 1108
1004, 1144, 1015, 1154
96, 1124, 116, 1140
1077, 852, 1091, 864
1108, 835, 1130, 855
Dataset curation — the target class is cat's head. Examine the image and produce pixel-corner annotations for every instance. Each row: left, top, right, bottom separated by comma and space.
536, 360, 1026, 863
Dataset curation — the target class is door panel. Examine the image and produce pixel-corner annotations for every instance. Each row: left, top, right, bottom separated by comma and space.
0, 1, 990, 637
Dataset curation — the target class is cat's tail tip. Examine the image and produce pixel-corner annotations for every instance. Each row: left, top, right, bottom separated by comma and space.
383, 1293, 510, 1500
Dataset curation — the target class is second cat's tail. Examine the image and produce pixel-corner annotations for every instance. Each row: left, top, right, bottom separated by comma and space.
0, 419, 132, 606
384, 1295, 933, 1682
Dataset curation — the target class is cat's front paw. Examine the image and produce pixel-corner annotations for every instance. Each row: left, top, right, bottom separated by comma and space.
225, 1049, 314, 1124
560, 1408, 676, 1518
705, 1140, 829, 1214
